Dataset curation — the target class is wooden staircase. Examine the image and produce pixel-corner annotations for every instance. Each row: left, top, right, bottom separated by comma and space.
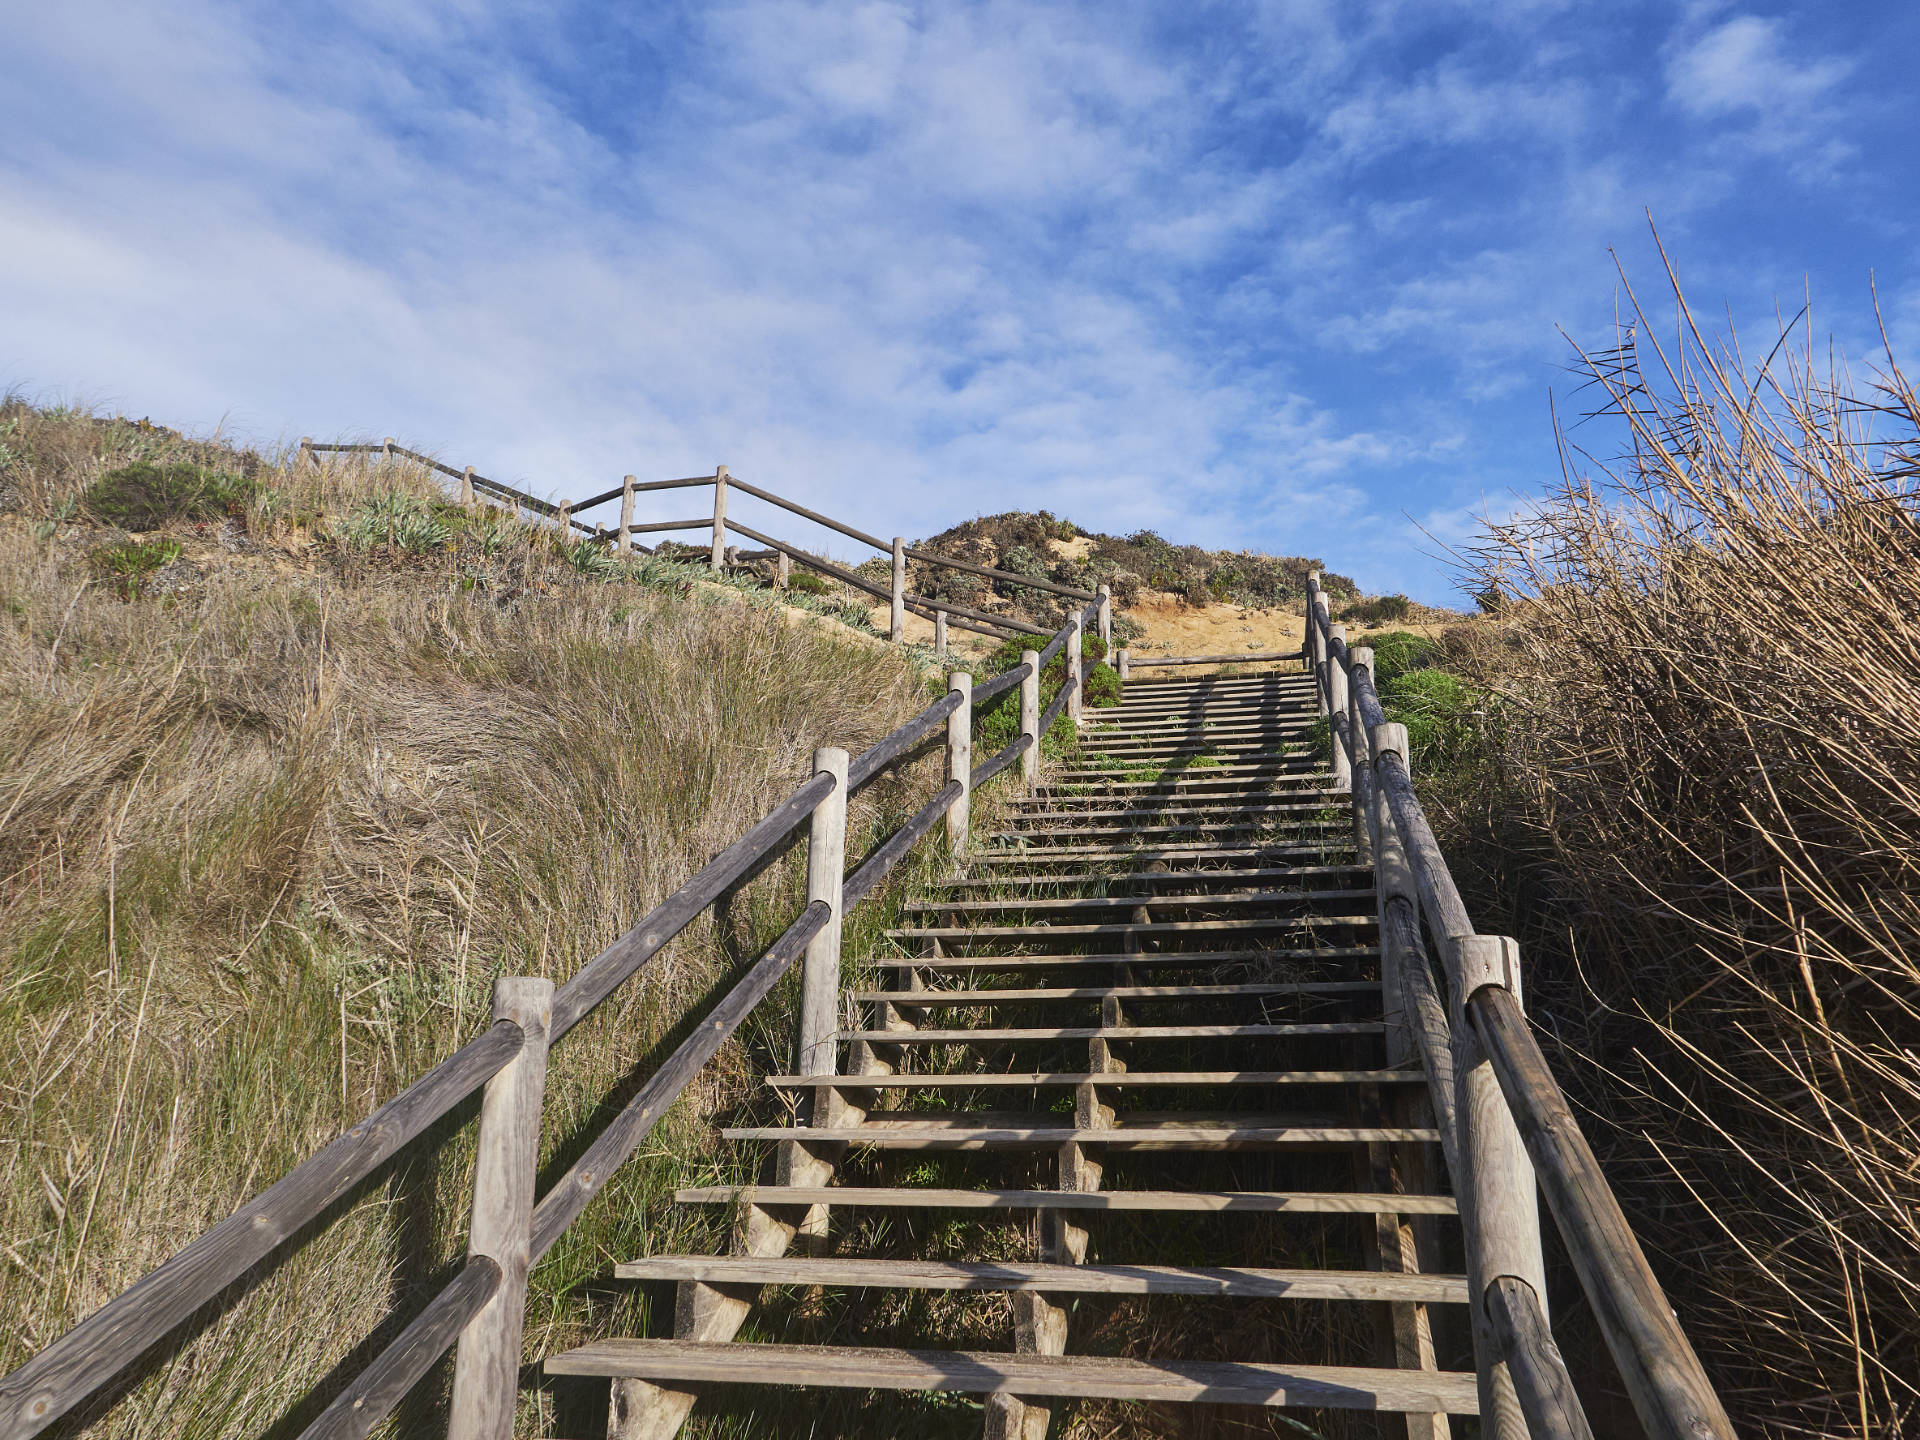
548, 666, 1475, 1436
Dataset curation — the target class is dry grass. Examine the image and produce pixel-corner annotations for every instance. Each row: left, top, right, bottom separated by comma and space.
0, 401, 944, 1436
1454, 251, 1920, 1436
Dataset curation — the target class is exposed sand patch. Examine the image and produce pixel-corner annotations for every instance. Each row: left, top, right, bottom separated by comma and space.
1122, 592, 1457, 676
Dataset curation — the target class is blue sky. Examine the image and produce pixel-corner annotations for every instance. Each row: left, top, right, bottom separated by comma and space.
4, 1, 1915, 603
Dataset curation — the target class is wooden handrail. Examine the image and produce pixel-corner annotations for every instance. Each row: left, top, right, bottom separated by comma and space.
1305, 590, 1734, 1440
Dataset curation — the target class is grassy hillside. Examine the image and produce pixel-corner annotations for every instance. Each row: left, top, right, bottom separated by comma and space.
0, 400, 974, 1436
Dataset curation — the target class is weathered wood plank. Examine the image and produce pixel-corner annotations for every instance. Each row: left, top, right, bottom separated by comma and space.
673, 1185, 1460, 1215
546, 1340, 1480, 1414
614, 1257, 1469, 1303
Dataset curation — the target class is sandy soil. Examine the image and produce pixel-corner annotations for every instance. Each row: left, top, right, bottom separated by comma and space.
1123, 592, 1457, 677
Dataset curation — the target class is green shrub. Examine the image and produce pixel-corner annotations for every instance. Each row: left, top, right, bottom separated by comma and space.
567, 539, 618, 578
82, 462, 255, 530
92, 538, 181, 598
1358, 629, 1442, 683
334, 491, 449, 554
787, 571, 828, 596
1344, 593, 1412, 626
1083, 660, 1120, 708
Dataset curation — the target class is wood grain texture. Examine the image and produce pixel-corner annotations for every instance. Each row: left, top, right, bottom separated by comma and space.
672, 1185, 1460, 1215
613, 1257, 1468, 1302
547, 1340, 1481, 1414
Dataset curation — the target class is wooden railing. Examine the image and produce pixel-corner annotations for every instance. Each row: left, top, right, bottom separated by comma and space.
1303, 573, 1735, 1440
296, 440, 1110, 651
0, 600, 1099, 1440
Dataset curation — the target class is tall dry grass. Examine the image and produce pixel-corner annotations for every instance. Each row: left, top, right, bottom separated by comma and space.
0, 402, 940, 1436
1456, 254, 1920, 1436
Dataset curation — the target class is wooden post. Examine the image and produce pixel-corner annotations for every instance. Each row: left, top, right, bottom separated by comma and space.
1313, 592, 1332, 715
558, 503, 571, 542
709, 465, 729, 571
935, 610, 948, 658
1067, 612, 1084, 725
1019, 650, 1040, 790
946, 673, 972, 860
299, 436, 317, 471
1454, 934, 1544, 1440
776, 551, 789, 590
1349, 646, 1375, 859
1329, 622, 1350, 792
1116, 648, 1129, 681
1097, 583, 1111, 654
381, 436, 395, 462
617, 475, 635, 556
461, 466, 477, 510
724, 544, 739, 569
447, 976, 553, 1440
795, 748, 848, 1080
890, 537, 906, 643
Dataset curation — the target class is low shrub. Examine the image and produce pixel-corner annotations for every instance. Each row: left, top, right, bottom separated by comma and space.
91, 538, 181, 599
1342, 593, 1411, 626
787, 571, 828, 596
82, 461, 256, 530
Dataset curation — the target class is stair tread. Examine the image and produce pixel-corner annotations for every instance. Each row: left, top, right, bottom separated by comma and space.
673, 1184, 1458, 1215
721, 1122, 1438, 1146
851, 981, 1379, 1000
842, 1022, 1382, 1040
611, 1256, 1468, 1302
884, 916, 1375, 940
767, 1069, 1419, 1087
544, 1339, 1479, 1413
863, 946, 1380, 969
900, 889, 1373, 915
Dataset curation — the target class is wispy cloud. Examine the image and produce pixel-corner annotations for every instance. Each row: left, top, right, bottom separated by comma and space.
1, 0, 1912, 603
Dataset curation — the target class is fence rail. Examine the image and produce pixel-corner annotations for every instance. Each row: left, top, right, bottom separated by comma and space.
296, 441, 1100, 649
1303, 572, 1735, 1440
0, 594, 1100, 1440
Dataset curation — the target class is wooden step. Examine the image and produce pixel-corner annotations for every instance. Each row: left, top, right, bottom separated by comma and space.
863, 945, 1381, 971
900, 889, 1375, 917
613, 1256, 1468, 1303
673, 1184, 1458, 1216
1000, 803, 1342, 826
545, 1339, 1479, 1413
939, 864, 1371, 889
989, 822, 1345, 844
768, 1068, 1419, 1088
719, 1122, 1438, 1149
883, 915, 1376, 943
850, 981, 1380, 1003
976, 844, 1357, 863
840, 1022, 1382, 1042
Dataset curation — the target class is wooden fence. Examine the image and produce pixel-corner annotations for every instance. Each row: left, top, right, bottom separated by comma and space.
1303, 572, 1735, 1440
295, 441, 1110, 652
0, 601, 1097, 1440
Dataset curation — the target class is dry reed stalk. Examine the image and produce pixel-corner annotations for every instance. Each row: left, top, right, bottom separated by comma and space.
1454, 244, 1920, 1437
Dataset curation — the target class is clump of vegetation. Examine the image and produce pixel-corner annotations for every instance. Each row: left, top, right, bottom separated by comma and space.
1441, 260, 1920, 1435
331, 490, 452, 554
786, 570, 828, 596
81, 460, 257, 530
1340, 592, 1411, 626
91, 537, 182, 599
907, 510, 1349, 632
